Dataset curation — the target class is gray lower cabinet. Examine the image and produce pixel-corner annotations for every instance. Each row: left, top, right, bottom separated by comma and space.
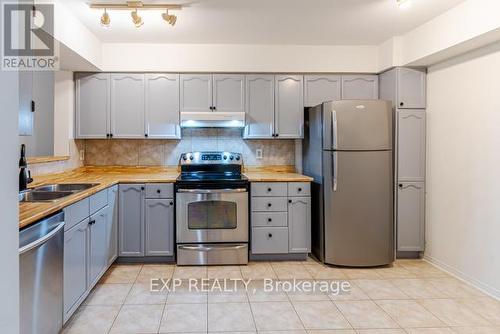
145, 199, 175, 256
251, 182, 311, 256
119, 184, 145, 257
89, 206, 109, 287
341, 75, 379, 100
63, 218, 89, 322
107, 185, 118, 266
397, 182, 425, 252
288, 197, 311, 253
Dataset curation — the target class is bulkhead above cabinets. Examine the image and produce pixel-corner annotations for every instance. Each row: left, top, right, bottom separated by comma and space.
75, 72, 379, 140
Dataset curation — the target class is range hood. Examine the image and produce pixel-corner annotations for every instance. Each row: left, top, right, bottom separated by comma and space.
180, 112, 246, 128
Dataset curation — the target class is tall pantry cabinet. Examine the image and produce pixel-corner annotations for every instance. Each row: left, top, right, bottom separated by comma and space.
379, 67, 427, 256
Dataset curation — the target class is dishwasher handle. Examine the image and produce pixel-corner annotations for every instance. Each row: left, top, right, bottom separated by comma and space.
19, 221, 65, 255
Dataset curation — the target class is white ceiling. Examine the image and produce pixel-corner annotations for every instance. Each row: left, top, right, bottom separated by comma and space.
66, 0, 465, 45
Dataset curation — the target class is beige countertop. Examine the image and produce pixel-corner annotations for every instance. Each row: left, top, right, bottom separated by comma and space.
20, 166, 312, 229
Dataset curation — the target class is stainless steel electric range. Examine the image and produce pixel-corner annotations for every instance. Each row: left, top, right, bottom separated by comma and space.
176, 151, 249, 265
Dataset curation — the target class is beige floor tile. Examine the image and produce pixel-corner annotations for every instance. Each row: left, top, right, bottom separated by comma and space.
240, 262, 277, 279
250, 301, 304, 331
62, 305, 120, 334
374, 266, 417, 279
246, 280, 289, 302
427, 278, 484, 298
418, 299, 490, 327
124, 283, 168, 305
173, 266, 207, 279
272, 264, 314, 279
305, 265, 347, 280
207, 265, 242, 279
390, 279, 448, 299
452, 327, 500, 333
340, 269, 383, 280
160, 303, 207, 333
376, 299, 445, 328
405, 328, 455, 334
100, 264, 142, 283
334, 300, 399, 329
399, 262, 449, 278
292, 301, 351, 330
109, 304, 163, 334
261, 331, 306, 334
167, 289, 207, 304
458, 297, 500, 325
328, 281, 370, 301
355, 280, 409, 300
136, 265, 175, 283
208, 302, 256, 332
307, 330, 356, 334
208, 280, 248, 303
85, 283, 132, 305
285, 279, 331, 301
356, 330, 406, 334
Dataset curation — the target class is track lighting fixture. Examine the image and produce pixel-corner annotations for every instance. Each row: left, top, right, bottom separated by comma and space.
162, 9, 177, 26
90, 1, 182, 29
397, 0, 411, 9
130, 8, 143, 28
100, 8, 110, 27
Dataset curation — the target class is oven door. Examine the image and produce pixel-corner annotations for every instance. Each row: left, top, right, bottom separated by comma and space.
176, 188, 249, 243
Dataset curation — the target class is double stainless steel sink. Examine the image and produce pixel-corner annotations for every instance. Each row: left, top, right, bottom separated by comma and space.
19, 183, 99, 203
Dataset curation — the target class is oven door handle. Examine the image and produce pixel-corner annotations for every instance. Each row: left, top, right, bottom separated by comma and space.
178, 244, 247, 252
177, 188, 247, 194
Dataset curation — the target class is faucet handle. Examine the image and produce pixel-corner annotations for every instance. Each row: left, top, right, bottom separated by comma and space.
27, 170, 33, 184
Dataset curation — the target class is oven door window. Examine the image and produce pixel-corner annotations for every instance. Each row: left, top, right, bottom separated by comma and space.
188, 201, 237, 229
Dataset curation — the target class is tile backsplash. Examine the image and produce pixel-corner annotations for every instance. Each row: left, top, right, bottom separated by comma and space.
84, 129, 295, 167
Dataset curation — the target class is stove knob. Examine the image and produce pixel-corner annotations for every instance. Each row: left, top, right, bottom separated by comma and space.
235, 156, 241, 161
182, 155, 187, 161
223, 155, 228, 160
230, 155, 234, 160
189, 155, 194, 161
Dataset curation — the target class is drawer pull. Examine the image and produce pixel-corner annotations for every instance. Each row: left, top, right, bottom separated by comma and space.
288, 199, 292, 203
157, 189, 161, 194
267, 218, 272, 222
267, 188, 272, 192
298, 187, 302, 192
169, 201, 174, 206
267, 203, 272, 207
268, 233, 273, 238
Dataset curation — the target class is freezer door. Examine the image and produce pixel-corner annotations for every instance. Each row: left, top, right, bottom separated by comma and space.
326, 100, 393, 151
323, 150, 394, 266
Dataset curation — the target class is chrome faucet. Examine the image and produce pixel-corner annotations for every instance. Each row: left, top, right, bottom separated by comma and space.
19, 144, 33, 192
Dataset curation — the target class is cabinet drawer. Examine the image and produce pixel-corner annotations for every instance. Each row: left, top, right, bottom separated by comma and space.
252, 212, 287, 227
90, 190, 108, 215
251, 227, 288, 254
251, 182, 287, 197
145, 183, 174, 199
288, 182, 310, 197
64, 198, 90, 231
251, 197, 287, 212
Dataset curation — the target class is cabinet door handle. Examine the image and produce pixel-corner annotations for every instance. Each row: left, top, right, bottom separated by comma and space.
298, 187, 302, 192
268, 233, 273, 238
169, 201, 174, 206
288, 199, 292, 204
89, 220, 95, 226
267, 188, 272, 192
267, 218, 272, 222
157, 189, 161, 194
400, 102, 404, 107
145, 133, 148, 138
267, 203, 272, 207
141, 186, 145, 191
398, 184, 403, 188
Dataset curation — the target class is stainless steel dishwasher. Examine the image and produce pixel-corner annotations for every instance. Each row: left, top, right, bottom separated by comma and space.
19, 212, 65, 334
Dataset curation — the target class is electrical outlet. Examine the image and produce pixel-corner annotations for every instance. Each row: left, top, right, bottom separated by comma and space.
79, 150, 85, 161
256, 149, 263, 159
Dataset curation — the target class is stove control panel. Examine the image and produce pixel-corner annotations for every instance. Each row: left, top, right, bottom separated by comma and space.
180, 152, 243, 165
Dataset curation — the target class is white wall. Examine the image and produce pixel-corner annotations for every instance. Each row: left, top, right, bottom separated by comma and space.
54, 71, 74, 156
425, 42, 500, 299
101, 43, 379, 73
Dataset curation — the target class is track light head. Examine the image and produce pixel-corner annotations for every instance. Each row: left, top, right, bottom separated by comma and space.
397, 0, 411, 9
131, 9, 143, 27
161, 9, 177, 26
100, 8, 110, 27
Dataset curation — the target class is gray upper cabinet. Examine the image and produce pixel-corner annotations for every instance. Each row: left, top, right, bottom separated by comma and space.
397, 111, 426, 182
119, 184, 145, 257
75, 73, 110, 138
180, 74, 212, 113
275, 75, 304, 138
397, 182, 425, 252
145, 74, 180, 139
89, 206, 109, 287
63, 219, 88, 321
145, 199, 175, 256
110, 74, 145, 138
244, 75, 275, 139
304, 75, 341, 107
213, 74, 245, 113
341, 75, 379, 100
397, 68, 426, 109
288, 197, 311, 253
107, 186, 118, 266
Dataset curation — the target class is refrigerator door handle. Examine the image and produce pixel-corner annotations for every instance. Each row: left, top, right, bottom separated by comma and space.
332, 109, 338, 149
332, 152, 338, 192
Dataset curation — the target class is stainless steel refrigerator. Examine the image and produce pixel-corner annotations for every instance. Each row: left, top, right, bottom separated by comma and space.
303, 100, 394, 267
